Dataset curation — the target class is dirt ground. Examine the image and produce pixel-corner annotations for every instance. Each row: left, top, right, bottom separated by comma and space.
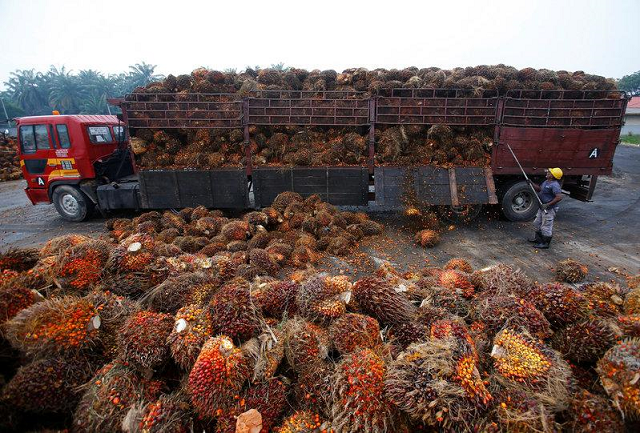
1, 144, 638, 285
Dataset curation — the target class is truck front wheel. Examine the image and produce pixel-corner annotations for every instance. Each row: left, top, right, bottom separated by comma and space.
501, 181, 538, 222
52, 185, 93, 222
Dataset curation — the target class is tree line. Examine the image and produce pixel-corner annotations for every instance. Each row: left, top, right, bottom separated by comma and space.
2, 64, 638, 121
1, 62, 163, 119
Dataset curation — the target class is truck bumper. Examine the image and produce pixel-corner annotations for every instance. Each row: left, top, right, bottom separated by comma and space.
25, 188, 50, 205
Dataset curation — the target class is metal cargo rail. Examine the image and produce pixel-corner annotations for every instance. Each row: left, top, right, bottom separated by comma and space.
112, 88, 627, 209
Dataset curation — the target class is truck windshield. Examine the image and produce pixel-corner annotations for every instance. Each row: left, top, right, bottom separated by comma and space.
87, 126, 113, 144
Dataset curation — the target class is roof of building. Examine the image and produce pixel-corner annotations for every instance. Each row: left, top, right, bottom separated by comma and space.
628, 96, 640, 109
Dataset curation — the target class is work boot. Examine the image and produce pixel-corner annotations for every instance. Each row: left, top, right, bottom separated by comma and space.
533, 235, 552, 249
528, 231, 542, 243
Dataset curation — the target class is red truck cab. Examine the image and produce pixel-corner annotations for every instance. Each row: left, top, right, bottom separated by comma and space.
16, 114, 132, 220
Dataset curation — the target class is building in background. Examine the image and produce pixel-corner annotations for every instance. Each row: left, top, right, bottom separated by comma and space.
622, 96, 640, 136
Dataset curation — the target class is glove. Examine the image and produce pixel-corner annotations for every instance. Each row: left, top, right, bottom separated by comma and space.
540, 202, 549, 210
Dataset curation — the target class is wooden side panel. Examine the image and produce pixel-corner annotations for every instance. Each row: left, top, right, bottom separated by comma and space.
493, 127, 620, 175
374, 166, 492, 207
253, 168, 368, 208
139, 170, 248, 209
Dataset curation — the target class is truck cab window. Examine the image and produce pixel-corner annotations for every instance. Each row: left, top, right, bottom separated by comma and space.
34, 125, 50, 150
56, 124, 71, 148
19, 125, 36, 153
87, 126, 113, 144
113, 125, 126, 142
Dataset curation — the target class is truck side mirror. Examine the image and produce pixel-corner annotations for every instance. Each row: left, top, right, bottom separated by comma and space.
117, 113, 124, 122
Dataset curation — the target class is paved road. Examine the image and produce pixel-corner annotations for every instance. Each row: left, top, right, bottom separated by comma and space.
1, 144, 638, 284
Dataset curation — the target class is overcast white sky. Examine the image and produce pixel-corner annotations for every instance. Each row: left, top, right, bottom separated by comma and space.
0, 0, 638, 88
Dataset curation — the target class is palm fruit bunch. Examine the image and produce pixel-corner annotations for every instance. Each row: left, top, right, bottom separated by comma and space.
284, 318, 330, 372
86, 289, 138, 357
136, 392, 193, 433
582, 282, 623, 317
0, 137, 21, 181
252, 279, 299, 319
39, 233, 91, 258
385, 338, 487, 429
555, 258, 588, 283
109, 233, 156, 272
272, 191, 303, 213
490, 328, 558, 386
624, 287, 640, 315
208, 279, 259, 341
438, 269, 475, 298
352, 276, 416, 325
414, 229, 440, 248
140, 272, 205, 314
530, 282, 592, 328
297, 274, 348, 324
419, 282, 472, 318
217, 378, 289, 433
1, 357, 98, 413
551, 318, 617, 363
443, 257, 473, 273
245, 328, 286, 381
387, 318, 430, 352
490, 385, 560, 433
616, 314, 640, 338
291, 360, 334, 415
118, 310, 174, 370
0, 248, 39, 272
249, 247, 280, 276
567, 389, 623, 433
74, 362, 164, 432
0, 275, 42, 324
221, 220, 250, 241
167, 304, 212, 370
274, 411, 331, 433
596, 338, 640, 419
472, 294, 552, 340
331, 347, 396, 432
188, 336, 250, 418
328, 313, 381, 355
5, 296, 100, 357
470, 263, 536, 297
52, 239, 111, 293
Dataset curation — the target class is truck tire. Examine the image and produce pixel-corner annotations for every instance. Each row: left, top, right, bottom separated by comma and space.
439, 204, 483, 223
52, 185, 93, 222
501, 181, 538, 222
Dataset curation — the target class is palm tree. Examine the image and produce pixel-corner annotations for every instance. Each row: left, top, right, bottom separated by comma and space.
127, 62, 163, 89
81, 93, 109, 114
3, 69, 49, 114
47, 66, 87, 114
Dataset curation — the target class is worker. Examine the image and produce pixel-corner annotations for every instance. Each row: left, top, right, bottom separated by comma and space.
527, 167, 563, 249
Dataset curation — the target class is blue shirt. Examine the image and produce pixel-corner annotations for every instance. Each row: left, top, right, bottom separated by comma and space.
539, 180, 562, 209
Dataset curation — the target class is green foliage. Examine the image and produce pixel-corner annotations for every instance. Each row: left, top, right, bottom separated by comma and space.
618, 70, 640, 96
1, 62, 163, 116
270, 62, 289, 72
621, 134, 640, 145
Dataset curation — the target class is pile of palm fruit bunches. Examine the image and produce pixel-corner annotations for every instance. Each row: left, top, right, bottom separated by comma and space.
0, 138, 21, 182
1, 191, 639, 432
129, 65, 619, 170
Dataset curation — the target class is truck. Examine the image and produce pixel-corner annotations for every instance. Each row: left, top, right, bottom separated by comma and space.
14, 88, 628, 222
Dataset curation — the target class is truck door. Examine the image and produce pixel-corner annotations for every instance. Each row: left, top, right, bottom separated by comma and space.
18, 123, 56, 190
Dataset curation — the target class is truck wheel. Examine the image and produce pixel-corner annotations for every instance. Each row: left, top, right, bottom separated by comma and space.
439, 204, 483, 223
501, 181, 538, 221
52, 185, 93, 222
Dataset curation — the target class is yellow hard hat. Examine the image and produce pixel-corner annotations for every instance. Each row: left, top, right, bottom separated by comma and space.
548, 167, 563, 179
